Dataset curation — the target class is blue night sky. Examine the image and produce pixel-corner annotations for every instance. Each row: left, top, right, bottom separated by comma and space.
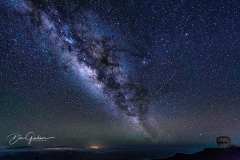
1, 0, 240, 148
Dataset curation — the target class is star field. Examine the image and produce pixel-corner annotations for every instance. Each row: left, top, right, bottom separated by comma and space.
1, 0, 240, 147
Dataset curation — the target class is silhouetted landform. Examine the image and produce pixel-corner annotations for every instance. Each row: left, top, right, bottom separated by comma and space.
5, 146, 70, 149
5, 146, 35, 149
157, 147, 240, 160
4, 146, 239, 160
0, 146, 174, 160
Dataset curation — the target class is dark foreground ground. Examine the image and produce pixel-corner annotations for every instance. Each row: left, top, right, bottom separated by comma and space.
1, 146, 239, 160
158, 147, 240, 160
0, 146, 185, 160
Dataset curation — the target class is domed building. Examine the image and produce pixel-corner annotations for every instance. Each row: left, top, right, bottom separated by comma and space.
216, 136, 231, 148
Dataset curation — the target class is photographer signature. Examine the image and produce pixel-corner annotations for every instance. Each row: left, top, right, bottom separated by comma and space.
7, 132, 55, 145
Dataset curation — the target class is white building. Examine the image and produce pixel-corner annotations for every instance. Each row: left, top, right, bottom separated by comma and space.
216, 136, 231, 148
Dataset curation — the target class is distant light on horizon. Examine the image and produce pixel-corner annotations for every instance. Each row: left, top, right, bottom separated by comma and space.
90, 145, 99, 149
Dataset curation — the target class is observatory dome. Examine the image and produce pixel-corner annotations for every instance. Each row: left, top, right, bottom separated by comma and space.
216, 136, 231, 148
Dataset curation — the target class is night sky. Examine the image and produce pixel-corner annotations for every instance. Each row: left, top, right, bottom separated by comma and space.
1, 0, 240, 148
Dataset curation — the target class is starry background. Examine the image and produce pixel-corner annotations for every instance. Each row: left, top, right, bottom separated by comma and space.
1, 0, 240, 148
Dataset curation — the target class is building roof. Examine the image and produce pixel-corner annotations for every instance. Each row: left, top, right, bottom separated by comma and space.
216, 136, 231, 143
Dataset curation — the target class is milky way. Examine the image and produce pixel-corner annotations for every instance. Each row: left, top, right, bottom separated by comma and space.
2, 0, 240, 146
7, 0, 159, 138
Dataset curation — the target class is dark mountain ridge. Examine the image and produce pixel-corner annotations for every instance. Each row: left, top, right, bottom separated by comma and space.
157, 147, 240, 160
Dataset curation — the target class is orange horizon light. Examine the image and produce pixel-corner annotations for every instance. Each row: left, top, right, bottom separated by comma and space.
90, 145, 99, 149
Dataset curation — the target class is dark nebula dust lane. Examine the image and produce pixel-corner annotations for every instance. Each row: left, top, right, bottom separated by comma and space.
5, 0, 159, 138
